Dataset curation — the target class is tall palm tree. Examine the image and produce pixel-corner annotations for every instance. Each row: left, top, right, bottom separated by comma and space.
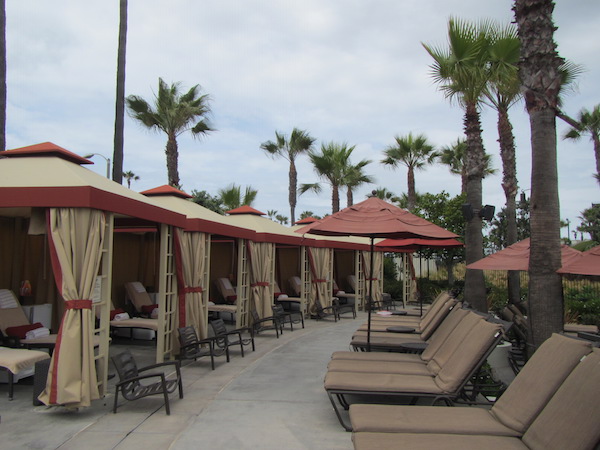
423, 18, 491, 311
439, 138, 496, 194
343, 161, 374, 207
381, 133, 438, 210
219, 183, 257, 211
372, 187, 401, 204
300, 142, 367, 213
0, 0, 6, 152
563, 105, 600, 181
260, 128, 315, 225
112, 0, 128, 183
122, 170, 139, 189
514, 0, 565, 351
484, 21, 522, 306
126, 78, 212, 187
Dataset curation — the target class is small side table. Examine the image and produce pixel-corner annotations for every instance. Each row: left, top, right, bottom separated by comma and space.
398, 341, 428, 354
386, 326, 416, 333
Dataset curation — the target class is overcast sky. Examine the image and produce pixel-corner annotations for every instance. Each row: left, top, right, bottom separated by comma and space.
7, 1, 599, 238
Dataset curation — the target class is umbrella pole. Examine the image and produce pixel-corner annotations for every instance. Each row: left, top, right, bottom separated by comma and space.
419, 252, 423, 317
367, 236, 374, 352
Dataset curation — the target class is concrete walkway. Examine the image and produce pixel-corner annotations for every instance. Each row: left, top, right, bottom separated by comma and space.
1, 314, 363, 450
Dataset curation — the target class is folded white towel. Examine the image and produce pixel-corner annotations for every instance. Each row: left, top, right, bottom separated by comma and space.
151, 308, 159, 319
277, 294, 289, 300
337, 290, 346, 294
113, 312, 130, 321
25, 327, 50, 339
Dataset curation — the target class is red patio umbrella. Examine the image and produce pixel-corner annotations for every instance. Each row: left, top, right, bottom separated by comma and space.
466, 238, 581, 271
557, 245, 600, 276
376, 237, 464, 253
296, 196, 457, 351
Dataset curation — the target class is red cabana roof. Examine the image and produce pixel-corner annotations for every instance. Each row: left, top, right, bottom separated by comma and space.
4, 142, 92, 165
141, 185, 192, 199
226, 205, 266, 216
294, 217, 318, 225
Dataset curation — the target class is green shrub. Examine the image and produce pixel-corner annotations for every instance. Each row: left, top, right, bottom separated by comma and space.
564, 285, 600, 325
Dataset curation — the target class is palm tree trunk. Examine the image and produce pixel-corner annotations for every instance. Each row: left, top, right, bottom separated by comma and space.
593, 133, 600, 177
515, 0, 564, 352
112, 0, 127, 184
166, 133, 180, 187
407, 167, 416, 210
332, 184, 340, 213
289, 160, 297, 224
498, 105, 521, 304
0, 0, 6, 152
347, 188, 353, 207
463, 101, 487, 312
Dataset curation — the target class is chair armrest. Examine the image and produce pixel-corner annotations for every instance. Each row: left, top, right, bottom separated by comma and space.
116, 371, 165, 387
139, 360, 181, 373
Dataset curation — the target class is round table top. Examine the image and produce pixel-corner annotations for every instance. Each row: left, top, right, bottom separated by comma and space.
391, 311, 408, 315
386, 325, 416, 333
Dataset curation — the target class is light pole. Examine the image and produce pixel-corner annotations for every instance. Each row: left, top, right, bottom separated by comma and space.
83, 153, 111, 178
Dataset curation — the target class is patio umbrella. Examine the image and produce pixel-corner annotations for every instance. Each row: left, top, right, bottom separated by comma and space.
557, 245, 600, 276
296, 196, 457, 351
466, 238, 581, 271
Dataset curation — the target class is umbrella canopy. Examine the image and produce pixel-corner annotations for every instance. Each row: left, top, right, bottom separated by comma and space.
297, 196, 457, 351
295, 196, 458, 239
557, 245, 600, 276
467, 238, 581, 271
376, 237, 464, 252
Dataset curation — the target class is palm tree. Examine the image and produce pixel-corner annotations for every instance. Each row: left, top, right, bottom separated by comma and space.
112, 0, 128, 183
300, 142, 368, 213
260, 128, 315, 225
126, 78, 212, 187
343, 161, 374, 207
372, 187, 401, 204
423, 19, 492, 311
381, 133, 438, 210
218, 184, 257, 211
439, 138, 496, 194
484, 21, 522, 306
563, 105, 600, 180
514, 0, 565, 351
122, 170, 139, 189
0, 0, 6, 152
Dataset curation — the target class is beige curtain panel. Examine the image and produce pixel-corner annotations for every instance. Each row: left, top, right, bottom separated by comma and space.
39, 208, 105, 408
362, 251, 383, 303
248, 241, 274, 319
308, 247, 332, 315
174, 229, 208, 338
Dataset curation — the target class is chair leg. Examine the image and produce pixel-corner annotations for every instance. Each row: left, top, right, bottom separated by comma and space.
239, 341, 245, 357
113, 387, 120, 413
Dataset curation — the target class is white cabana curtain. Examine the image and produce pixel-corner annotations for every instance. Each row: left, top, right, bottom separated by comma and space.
308, 247, 331, 315
362, 250, 383, 304
247, 241, 274, 319
174, 228, 208, 338
39, 208, 105, 407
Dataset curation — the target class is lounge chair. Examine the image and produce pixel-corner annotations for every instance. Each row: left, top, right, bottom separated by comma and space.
209, 318, 255, 357
0, 289, 57, 352
333, 280, 357, 319
324, 315, 509, 430
0, 346, 50, 400
350, 335, 600, 449
124, 282, 158, 318
177, 326, 228, 370
111, 349, 183, 415
208, 278, 238, 319
272, 280, 301, 312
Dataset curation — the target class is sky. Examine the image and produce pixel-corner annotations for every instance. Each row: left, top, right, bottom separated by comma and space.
6, 1, 600, 239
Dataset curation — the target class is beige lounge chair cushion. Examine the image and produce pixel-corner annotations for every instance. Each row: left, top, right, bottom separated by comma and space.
350, 404, 519, 436
490, 333, 593, 434
124, 281, 154, 311
434, 319, 501, 392
109, 317, 158, 331
351, 332, 424, 347
0, 347, 50, 374
352, 432, 526, 450
521, 347, 600, 450
327, 359, 431, 375
0, 289, 19, 309
324, 370, 440, 394
330, 351, 423, 364
418, 306, 469, 361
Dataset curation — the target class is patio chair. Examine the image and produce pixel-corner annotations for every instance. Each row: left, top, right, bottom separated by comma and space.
333, 280, 357, 319
250, 308, 282, 338
324, 316, 509, 430
111, 349, 183, 415
178, 326, 228, 370
290, 276, 339, 321
350, 335, 600, 449
209, 318, 255, 357
124, 282, 158, 318
273, 303, 304, 331
273, 280, 301, 312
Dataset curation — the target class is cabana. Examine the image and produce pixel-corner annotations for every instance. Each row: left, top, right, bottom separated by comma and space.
0, 143, 188, 408
140, 186, 255, 333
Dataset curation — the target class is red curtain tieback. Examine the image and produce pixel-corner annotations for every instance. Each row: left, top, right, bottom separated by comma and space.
65, 299, 93, 310
182, 286, 203, 294
312, 279, 327, 283
251, 282, 270, 287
